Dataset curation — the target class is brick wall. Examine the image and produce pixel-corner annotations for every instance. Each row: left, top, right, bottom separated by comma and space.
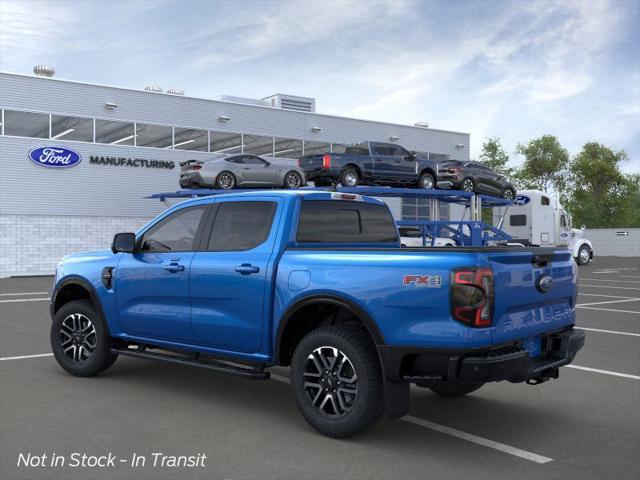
0, 214, 153, 277
586, 228, 640, 258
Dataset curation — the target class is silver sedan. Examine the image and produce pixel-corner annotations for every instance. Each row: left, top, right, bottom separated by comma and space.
179, 154, 306, 189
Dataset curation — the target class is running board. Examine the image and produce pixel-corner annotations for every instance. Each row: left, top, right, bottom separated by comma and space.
112, 347, 270, 380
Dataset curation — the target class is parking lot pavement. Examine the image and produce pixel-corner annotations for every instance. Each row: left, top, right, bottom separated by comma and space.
1, 257, 639, 480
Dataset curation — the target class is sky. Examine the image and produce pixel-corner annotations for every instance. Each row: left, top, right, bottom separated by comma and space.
1, 0, 639, 172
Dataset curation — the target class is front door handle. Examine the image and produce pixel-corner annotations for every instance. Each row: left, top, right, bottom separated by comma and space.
235, 264, 260, 275
165, 263, 185, 273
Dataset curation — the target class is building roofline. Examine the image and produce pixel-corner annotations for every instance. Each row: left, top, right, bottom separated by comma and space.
0, 71, 470, 137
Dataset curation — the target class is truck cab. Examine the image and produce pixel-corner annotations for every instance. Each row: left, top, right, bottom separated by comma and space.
494, 189, 594, 265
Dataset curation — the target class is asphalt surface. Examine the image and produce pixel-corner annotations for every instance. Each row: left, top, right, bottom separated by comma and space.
1, 257, 639, 480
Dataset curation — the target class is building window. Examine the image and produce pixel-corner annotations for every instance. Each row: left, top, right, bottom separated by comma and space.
135, 123, 173, 149
273, 137, 303, 158
303, 140, 331, 156
3, 110, 49, 138
210, 131, 243, 154
173, 127, 208, 151
244, 134, 274, 156
51, 115, 94, 142
95, 119, 135, 145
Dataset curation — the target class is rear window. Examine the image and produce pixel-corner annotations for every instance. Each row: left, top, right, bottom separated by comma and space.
345, 143, 369, 155
440, 160, 462, 168
297, 200, 398, 244
510, 214, 527, 226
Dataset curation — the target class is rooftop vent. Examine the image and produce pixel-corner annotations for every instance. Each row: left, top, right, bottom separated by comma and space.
262, 94, 316, 112
33, 65, 55, 77
216, 95, 270, 107
167, 88, 185, 96
414, 122, 429, 128
144, 85, 163, 93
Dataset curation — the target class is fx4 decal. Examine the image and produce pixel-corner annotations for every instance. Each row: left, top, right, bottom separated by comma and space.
403, 274, 442, 288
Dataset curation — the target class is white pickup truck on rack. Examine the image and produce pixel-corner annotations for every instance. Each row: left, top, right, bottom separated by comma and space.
493, 189, 594, 265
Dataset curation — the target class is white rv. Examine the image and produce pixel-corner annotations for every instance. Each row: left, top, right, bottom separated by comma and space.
493, 190, 594, 265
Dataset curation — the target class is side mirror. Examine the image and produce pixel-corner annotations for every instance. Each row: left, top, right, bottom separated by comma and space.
405, 151, 416, 160
112, 232, 136, 253
581, 225, 586, 231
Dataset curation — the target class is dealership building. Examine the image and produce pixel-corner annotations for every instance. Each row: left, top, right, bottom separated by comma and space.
0, 70, 470, 277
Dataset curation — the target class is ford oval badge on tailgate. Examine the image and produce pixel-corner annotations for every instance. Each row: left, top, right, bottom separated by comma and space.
28, 146, 82, 168
536, 274, 553, 293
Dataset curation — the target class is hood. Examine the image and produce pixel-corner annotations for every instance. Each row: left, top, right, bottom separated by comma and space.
59, 249, 115, 265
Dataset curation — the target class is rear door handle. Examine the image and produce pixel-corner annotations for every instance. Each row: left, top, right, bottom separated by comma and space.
235, 264, 260, 275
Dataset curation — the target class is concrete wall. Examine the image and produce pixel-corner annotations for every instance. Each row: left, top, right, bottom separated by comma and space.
586, 228, 640, 258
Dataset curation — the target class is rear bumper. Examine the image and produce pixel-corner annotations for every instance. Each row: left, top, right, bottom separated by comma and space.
303, 167, 340, 181
378, 328, 585, 384
179, 172, 210, 188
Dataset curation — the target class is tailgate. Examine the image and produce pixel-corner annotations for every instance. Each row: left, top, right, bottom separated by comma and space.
489, 248, 576, 353
298, 155, 325, 172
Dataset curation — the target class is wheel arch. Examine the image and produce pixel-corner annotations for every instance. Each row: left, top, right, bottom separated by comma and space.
342, 163, 362, 177
51, 277, 110, 333
419, 167, 436, 178
274, 294, 384, 366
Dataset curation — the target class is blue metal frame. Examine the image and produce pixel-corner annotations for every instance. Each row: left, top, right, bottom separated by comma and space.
147, 186, 513, 246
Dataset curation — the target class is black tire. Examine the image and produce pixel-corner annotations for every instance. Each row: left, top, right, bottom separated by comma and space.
461, 177, 475, 192
290, 325, 385, 438
339, 168, 359, 187
576, 244, 591, 265
50, 300, 118, 377
418, 172, 435, 190
428, 382, 484, 397
313, 179, 332, 187
284, 171, 304, 189
503, 187, 515, 200
216, 171, 236, 190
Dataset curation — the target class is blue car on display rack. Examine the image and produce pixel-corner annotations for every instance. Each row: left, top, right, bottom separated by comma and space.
49, 189, 584, 438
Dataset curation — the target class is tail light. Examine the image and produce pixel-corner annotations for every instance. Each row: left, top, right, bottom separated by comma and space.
450, 267, 494, 327
297, 159, 302, 167
448, 167, 460, 173
322, 154, 331, 169
191, 165, 202, 171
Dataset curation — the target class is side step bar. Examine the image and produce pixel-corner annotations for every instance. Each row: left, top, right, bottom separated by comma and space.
111, 347, 270, 380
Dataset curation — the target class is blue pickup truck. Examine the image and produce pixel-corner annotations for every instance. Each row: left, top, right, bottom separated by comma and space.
50, 190, 584, 437
299, 141, 440, 189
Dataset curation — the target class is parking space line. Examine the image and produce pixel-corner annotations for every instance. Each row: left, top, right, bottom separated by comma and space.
0, 292, 49, 296
619, 275, 640, 279
567, 365, 640, 380
580, 284, 640, 291
576, 327, 640, 337
0, 353, 53, 362
269, 373, 553, 464
0, 297, 50, 303
579, 293, 637, 299
576, 306, 640, 314
580, 278, 640, 284
576, 298, 640, 307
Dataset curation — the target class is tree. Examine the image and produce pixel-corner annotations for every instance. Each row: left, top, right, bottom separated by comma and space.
479, 137, 513, 176
515, 135, 569, 193
565, 142, 634, 228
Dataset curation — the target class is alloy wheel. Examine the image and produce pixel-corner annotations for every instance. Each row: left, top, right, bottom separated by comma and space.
580, 247, 590, 264
462, 179, 474, 192
421, 175, 434, 189
60, 313, 97, 363
303, 346, 358, 417
218, 173, 235, 189
286, 172, 302, 188
343, 172, 358, 187
504, 188, 515, 200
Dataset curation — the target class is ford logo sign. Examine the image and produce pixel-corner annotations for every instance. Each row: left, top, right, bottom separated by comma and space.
28, 146, 82, 168
536, 274, 553, 293
514, 195, 530, 206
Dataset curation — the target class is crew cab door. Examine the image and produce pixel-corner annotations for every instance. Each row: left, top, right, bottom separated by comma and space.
189, 198, 281, 353
372, 143, 414, 181
240, 155, 277, 185
115, 205, 209, 342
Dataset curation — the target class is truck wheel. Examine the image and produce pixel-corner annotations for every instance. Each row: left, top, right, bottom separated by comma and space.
50, 300, 118, 377
576, 245, 591, 265
461, 178, 475, 192
340, 168, 359, 187
216, 171, 236, 189
418, 172, 435, 190
290, 326, 385, 438
428, 382, 484, 397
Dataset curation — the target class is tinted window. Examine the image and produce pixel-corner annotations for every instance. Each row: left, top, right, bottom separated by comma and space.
345, 143, 369, 155
399, 227, 422, 238
226, 156, 244, 164
207, 202, 276, 251
297, 200, 398, 243
139, 206, 206, 252
541, 196, 550, 206
388, 145, 408, 157
373, 145, 394, 155
95, 119, 134, 145
243, 155, 267, 165
440, 160, 462, 168
51, 115, 94, 142
510, 215, 527, 226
